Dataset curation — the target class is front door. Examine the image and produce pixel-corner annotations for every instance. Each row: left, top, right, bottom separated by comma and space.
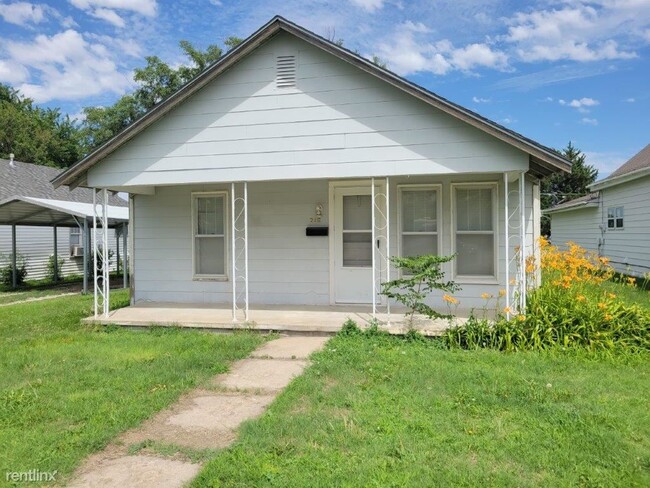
333, 187, 373, 303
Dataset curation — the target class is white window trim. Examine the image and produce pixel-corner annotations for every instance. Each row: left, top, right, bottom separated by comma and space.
397, 184, 442, 275
451, 182, 499, 284
69, 227, 81, 246
191, 191, 229, 281
607, 206, 624, 230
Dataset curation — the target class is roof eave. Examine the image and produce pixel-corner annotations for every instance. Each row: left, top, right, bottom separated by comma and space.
589, 167, 650, 191
53, 15, 570, 188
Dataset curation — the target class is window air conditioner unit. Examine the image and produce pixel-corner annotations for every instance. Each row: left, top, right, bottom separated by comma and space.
71, 245, 84, 257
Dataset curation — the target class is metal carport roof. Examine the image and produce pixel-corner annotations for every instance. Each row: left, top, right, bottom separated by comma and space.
0, 196, 128, 227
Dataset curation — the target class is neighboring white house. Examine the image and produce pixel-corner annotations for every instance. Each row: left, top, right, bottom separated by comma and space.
0, 159, 127, 281
546, 144, 650, 278
53, 16, 570, 318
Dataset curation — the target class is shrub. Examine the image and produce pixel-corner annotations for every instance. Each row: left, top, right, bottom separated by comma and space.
381, 254, 459, 324
444, 239, 650, 352
47, 254, 65, 282
0, 253, 28, 287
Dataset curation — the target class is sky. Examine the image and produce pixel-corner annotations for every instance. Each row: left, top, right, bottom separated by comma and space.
0, 0, 648, 178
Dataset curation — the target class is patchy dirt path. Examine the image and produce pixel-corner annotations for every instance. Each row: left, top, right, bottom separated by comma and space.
64, 336, 329, 488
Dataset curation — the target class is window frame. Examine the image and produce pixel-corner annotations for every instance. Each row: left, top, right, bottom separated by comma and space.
397, 184, 442, 268
69, 226, 81, 246
451, 182, 499, 283
191, 191, 229, 281
607, 206, 624, 230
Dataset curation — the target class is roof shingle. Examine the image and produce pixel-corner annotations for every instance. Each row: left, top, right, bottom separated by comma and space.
0, 159, 127, 207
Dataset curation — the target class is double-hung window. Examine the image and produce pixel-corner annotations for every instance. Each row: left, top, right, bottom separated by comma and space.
607, 207, 624, 229
453, 184, 496, 279
399, 186, 439, 258
193, 192, 227, 279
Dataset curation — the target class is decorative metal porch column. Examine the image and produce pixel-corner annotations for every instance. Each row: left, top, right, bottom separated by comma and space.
504, 172, 528, 318
231, 182, 249, 322
371, 177, 391, 322
92, 188, 110, 318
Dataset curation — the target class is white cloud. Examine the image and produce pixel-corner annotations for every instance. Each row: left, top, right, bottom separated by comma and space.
4, 29, 135, 102
559, 97, 600, 112
89, 7, 125, 27
350, 0, 384, 12
375, 21, 508, 76
69, 0, 156, 27
504, 2, 646, 62
0, 2, 47, 25
472, 96, 491, 103
0, 59, 29, 84
624, 97, 636, 102
69, 0, 157, 16
581, 117, 599, 125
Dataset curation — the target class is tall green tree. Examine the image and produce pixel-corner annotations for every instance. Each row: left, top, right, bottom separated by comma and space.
541, 142, 599, 236
0, 84, 81, 168
80, 38, 243, 152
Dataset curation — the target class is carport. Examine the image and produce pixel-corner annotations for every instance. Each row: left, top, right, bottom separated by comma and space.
0, 195, 129, 293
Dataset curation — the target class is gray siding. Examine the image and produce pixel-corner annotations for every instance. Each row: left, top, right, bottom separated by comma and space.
133, 175, 536, 311
549, 174, 650, 277
0, 225, 121, 281
601, 175, 650, 277
550, 207, 601, 253
88, 32, 527, 188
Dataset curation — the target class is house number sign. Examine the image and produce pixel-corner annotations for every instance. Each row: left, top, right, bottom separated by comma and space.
310, 203, 323, 223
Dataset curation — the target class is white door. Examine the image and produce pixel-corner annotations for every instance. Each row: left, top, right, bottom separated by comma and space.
333, 187, 373, 303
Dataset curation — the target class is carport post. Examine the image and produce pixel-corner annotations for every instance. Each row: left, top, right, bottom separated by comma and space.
11, 224, 17, 289
83, 218, 89, 294
122, 222, 128, 288
53, 225, 58, 283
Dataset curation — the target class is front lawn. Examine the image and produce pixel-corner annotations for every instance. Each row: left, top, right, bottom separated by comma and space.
0, 291, 265, 484
194, 333, 650, 487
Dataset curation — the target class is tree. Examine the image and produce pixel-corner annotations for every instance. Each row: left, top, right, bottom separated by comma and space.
541, 142, 599, 236
80, 38, 243, 153
0, 84, 82, 168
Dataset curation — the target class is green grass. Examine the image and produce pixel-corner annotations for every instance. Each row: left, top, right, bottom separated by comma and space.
0, 291, 265, 485
597, 279, 650, 310
194, 333, 650, 487
0, 287, 78, 305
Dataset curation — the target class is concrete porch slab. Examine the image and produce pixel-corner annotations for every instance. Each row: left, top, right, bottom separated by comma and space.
83, 303, 464, 336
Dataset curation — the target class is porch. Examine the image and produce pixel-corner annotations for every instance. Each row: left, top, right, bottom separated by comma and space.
83, 302, 468, 336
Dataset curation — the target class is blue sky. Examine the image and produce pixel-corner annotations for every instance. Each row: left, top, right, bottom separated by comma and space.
0, 0, 648, 177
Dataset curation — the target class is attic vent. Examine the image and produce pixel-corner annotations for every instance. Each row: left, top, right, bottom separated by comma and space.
276, 55, 296, 88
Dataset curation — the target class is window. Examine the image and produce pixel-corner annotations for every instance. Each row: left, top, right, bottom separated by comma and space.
399, 186, 439, 258
342, 194, 372, 267
69, 227, 81, 246
453, 184, 496, 278
607, 206, 624, 229
193, 193, 227, 278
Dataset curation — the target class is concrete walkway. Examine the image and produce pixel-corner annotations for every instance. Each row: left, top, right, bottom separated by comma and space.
65, 336, 329, 488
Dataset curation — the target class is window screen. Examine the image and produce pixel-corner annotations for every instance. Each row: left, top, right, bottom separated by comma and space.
194, 194, 226, 276
455, 186, 495, 277
400, 188, 438, 257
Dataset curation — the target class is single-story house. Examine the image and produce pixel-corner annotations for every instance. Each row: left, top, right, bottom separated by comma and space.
0, 158, 127, 285
53, 16, 570, 322
546, 144, 650, 278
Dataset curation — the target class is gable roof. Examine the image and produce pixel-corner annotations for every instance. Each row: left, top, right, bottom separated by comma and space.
543, 192, 599, 215
608, 144, 650, 178
588, 144, 650, 191
52, 16, 570, 189
1, 159, 127, 206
